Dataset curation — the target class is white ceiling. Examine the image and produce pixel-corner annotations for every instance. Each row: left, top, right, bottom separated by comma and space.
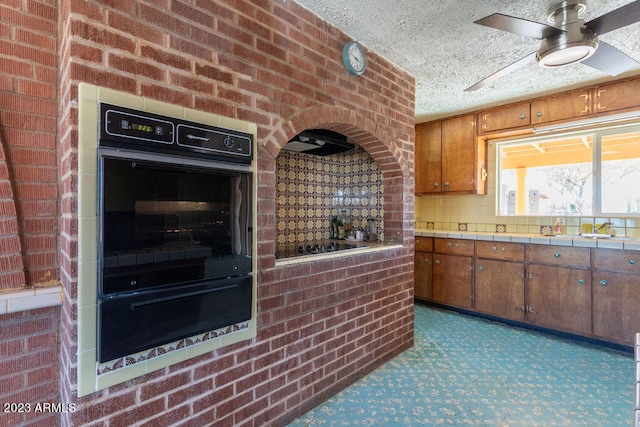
294, 0, 640, 123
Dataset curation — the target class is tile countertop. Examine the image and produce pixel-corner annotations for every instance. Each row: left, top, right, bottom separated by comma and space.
415, 229, 640, 251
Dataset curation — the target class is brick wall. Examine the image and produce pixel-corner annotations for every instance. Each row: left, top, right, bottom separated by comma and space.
0, 0, 58, 289
0, 1, 61, 426
4, 0, 416, 425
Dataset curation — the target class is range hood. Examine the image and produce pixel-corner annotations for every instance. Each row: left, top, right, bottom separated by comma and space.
283, 129, 354, 156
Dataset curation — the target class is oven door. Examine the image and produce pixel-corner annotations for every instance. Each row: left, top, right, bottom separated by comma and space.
98, 151, 253, 296
97, 275, 252, 362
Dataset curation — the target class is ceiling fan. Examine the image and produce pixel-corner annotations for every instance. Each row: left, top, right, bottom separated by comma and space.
465, 0, 640, 91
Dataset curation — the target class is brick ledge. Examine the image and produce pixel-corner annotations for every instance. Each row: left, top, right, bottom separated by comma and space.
0, 283, 64, 315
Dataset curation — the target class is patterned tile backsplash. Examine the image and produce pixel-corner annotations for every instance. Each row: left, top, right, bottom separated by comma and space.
276, 145, 384, 245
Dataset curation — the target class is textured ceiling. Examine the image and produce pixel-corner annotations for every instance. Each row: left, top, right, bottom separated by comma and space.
294, 0, 640, 123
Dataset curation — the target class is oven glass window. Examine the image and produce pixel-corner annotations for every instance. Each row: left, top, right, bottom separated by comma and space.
100, 157, 252, 295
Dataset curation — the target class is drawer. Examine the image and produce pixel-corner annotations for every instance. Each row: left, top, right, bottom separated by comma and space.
593, 249, 640, 274
415, 236, 433, 252
476, 241, 525, 262
434, 238, 475, 256
527, 245, 590, 268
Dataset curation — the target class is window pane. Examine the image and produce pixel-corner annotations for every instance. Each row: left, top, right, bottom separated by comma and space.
601, 131, 640, 214
499, 136, 593, 216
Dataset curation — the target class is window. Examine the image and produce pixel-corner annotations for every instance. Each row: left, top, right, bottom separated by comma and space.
497, 124, 640, 216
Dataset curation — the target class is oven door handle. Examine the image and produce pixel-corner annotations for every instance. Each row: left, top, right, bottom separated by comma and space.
129, 284, 239, 310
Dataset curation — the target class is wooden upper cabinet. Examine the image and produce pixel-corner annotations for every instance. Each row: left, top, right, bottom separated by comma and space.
415, 115, 485, 195
479, 102, 530, 134
441, 114, 485, 194
530, 89, 591, 125
593, 78, 640, 114
415, 121, 442, 194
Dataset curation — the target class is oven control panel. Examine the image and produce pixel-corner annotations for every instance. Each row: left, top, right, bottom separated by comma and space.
100, 103, 253, 163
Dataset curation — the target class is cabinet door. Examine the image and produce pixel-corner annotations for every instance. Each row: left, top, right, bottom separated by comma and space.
593, 78, 640, 114
415, 121, 442, 194
414, 251, 433, 301
475, 259, 525, 321
593, 271, 640, 346
530, 90, 591, 125
479, 102, 530, 134
441, 114, 478, 193
526, 264, 591, 336
432, 253, 473, 309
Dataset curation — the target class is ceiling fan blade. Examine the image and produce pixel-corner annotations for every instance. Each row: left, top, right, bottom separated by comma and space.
474, 13, 565, 39
580, 41, 640, 75
585, 0, 640, 35
465, 52, 537, 91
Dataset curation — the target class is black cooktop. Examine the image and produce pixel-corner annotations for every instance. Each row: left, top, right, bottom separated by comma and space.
275, 240, 368, 259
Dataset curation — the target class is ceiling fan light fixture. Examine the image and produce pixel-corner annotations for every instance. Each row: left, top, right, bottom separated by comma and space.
537, 42, 597, 67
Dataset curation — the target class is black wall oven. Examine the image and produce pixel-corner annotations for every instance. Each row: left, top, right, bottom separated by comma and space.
97, 103, 254, 362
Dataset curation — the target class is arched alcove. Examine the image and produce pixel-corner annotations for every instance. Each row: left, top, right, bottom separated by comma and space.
264, 106, 410, 255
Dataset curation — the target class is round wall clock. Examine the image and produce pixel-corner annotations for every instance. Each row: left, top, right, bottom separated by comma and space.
342, 41, 367, 76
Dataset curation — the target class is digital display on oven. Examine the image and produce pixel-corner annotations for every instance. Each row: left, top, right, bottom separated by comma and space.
104, 109, 174, 144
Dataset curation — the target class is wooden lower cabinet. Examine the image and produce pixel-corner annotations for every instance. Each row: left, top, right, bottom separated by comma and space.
414, 251, 433, 300
432, 253, 473, 309
475, 259, 525, 321
414, 237, 640, 347
592, 271, 640, 346
526, 264, 592, 336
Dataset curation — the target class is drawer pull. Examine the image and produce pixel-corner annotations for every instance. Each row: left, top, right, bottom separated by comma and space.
519, 114, 525, 119
501, 247, 505, 252
435, 260, 440, 265
630, 259, 637, 265
444, 181, 450, 186
554, 253, 561, 258
577, 278, 585, 284
478, 265, 484, 271
600, 279, 608, 286
433, 182, 439, 187
491, 246, 497, 251
536, 112, 542, 117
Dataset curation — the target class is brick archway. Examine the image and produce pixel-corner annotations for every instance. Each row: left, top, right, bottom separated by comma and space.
0, 134, 26, 289
263, 105, 408, 178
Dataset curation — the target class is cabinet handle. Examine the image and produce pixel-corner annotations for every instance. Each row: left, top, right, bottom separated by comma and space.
433, 182, 439, 187
444, 181, 450, 186
515, 305, 526, 312
519, 114, 526, 119
491, 246, 497, 251
454, 243, 459, 248
630, 259, 637, 265
500, 247, 505, 252
554, 253, 561, 258
600, 279, 608, 286
527, 306, 538, 314
478, 265, 484, 271
435, 260, 440, 265
536, 111, 542, 117
577, 278, 585, 284
424, 258, 430, 264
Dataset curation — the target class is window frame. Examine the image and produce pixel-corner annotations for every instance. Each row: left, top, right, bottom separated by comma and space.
495, 122, 640, 217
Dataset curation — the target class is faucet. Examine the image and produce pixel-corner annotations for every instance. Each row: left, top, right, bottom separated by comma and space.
595, 221, 612, 234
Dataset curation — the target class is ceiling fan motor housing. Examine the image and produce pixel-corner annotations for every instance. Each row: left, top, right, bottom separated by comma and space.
537, 0, 599, 68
